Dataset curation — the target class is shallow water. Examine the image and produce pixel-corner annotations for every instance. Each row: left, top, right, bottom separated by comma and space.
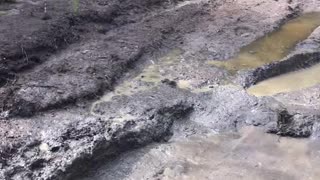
90, 49, 183, 116
207, 12, 320, 74
84, 13, 320, 179
247, 63, 320, 96
91, 48, 224, 116
81, 127, 320, 180
0, 10, 6, 16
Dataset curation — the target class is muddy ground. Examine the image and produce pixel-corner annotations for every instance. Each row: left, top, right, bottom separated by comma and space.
1, 0, 320, 179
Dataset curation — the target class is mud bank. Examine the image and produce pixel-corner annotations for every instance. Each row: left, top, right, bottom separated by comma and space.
1, 0, 320, 179
81, 127, 320, 180
237, 22, 320, 88
207, 12, 320, 73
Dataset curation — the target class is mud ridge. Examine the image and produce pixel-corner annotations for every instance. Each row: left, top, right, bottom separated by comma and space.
0, 0, 201, 118
238, 51, 320, 87
1, 0, 320, 179
0, 85, 194, 180
0, 0, 169, 76
65, 104, 193, 180
237, 23, 320, 88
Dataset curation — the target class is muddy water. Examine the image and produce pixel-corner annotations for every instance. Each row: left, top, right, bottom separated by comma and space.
247, 63, 320, 96
0, 11, 6, 16
86, 13, 320, 180
82, 127, 320, 180
207, 12, 320, 74
91, 49, 223, 115
91, 49, 183, 115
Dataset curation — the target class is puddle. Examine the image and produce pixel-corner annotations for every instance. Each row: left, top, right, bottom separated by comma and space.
0, 10, 7, 16
207, 12, 320, 74
81, 127, 320, 180
91, 48, 229, 116
247, 63, 320, 96
91, 49, 184, 116
83, 11, 320, 180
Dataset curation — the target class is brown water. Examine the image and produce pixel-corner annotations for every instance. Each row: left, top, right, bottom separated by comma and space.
207, 12, 320, 74
84, 12, 320, 180
247, 63, 320, 97
82, 127, 320, 180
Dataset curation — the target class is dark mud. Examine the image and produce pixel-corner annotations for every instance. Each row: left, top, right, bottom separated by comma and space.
1, 0, 320, 179
0, 0, 192, 117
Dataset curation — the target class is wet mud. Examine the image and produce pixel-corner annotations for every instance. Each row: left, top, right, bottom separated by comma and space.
1, 0, 320, 179
208, 12, 320, 74
247, 63, 320, 96
81, 127, 320, 180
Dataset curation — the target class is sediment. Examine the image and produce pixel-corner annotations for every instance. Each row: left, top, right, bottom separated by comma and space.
1, 0, 320, 179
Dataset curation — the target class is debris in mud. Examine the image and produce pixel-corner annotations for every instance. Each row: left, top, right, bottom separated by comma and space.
275, 111, 317, 137
161, 79, 177, 87
1, 0, 320, 179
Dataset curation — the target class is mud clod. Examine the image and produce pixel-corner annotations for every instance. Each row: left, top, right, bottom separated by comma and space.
265, 110, 318, 138
1, 0, 320, 179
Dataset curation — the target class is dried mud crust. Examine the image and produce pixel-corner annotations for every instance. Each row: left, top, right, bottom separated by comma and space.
1, 0, 320, 179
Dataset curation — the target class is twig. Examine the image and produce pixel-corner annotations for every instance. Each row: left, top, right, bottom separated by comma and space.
20, 46, 29, 64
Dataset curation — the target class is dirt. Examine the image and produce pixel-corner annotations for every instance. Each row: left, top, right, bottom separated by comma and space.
80, 127, 320, 180
1, 0, 320, 179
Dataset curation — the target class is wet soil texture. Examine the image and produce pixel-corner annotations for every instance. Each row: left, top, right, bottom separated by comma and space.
1, 0, 320, 180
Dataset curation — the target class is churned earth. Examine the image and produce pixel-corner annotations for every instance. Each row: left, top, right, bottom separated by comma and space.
81, 127, 320, 180
1, 0, 320, 179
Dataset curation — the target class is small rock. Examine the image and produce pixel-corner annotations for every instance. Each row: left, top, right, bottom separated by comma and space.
57, 89, 64, 94
241, 33, 251, 37
39, 143, 49, 152
82, 50, 90, 54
